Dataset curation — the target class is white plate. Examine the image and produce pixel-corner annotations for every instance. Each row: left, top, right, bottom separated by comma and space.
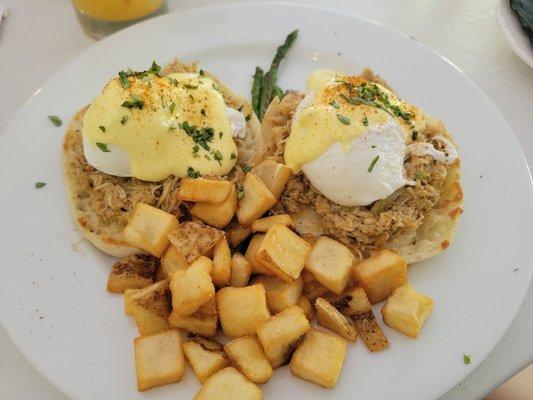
0, 3, 532, 400
497, 0, 533, 68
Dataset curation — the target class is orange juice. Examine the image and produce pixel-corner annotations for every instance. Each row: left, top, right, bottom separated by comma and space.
72, 0, 165, 22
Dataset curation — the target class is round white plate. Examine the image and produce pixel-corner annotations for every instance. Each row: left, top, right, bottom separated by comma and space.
0, 3, 532, 400
497, 0, 533, 68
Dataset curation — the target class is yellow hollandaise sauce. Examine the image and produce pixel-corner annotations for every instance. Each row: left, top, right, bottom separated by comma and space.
83, 71, 238, 182
284, 70, 422, 172
71, 0, 165, 22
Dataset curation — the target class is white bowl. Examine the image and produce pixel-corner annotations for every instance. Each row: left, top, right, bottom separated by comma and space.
497, 0, 533, 68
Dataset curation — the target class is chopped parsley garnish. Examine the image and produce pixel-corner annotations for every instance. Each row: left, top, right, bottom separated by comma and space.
48, 115, 62, 127
390, 104, 411, 120
337, 114, 351, 125
184, 84, 198, 90
219, 132, 223, 139
199, 69, 205, 76
463, 354, 471, 365
168, 125, 176, 131
201, 108, 206, 116
192, 145, 199, 157
236, 183, 245, 200
96, 143, 110, 152
245, 114, 251, 122
148, 61, 161, 75
212, 83, 221, 92
368, 155, 380, 172
121, 94, 144, 109
178, 121, 214, 151
213, 150, 223, 165
187, 166, 200, 179
329, 100, 340, 109
241, 164, 252, 173
411, 130, 418, 140
204, 154, 211, 160
414, 171, 428, 181
169, 102, 176, 114
120, 115, 129, 125
118, 71, 131, 88
371, 145, 377, 148
99, 125, 106, 132
362, 115, 369, 126
230, 153, 237, 159
167, 77, 179, 86
35, 182, 47, 189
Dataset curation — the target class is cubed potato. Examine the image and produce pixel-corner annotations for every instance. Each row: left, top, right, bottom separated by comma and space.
256, 305, 310, 368
251, 214, 294, 233
191, 185, 237, 229
315, 298, 357, 342
193, 367, 262, 400
229, 253, 252, 287
256, 224, 311, 282
124, 288, 138, 316
217, 285, 270, 338
244, 234, 272, 275
381, 285, 434, 338
352, 249, 407, 304
236, 173, 277, 225
107, 254, 157, 293
301, 234, 318, 246
134, 329, 185, 391
168, 221, 224, 263
123, 203, 178, 257
212, 238, 231, 288
252, 159, 293, 199
302, 270, 330, 303
187, 334, 224, 351
177, 177, 233, 204
183, 341, 230, 383
251, 275, 303, 314
154, 264, 167, 282
329, 287, 389, 352
224, 335, 273, 384
170, 256, 215, 316
161, 245, 189, 278
129, 280, 171, 335
168, 298, 218, 337
305, 236, 355, 295
297, 296, 314, 321
225, 220, 252, 247
290, 328, 347, 388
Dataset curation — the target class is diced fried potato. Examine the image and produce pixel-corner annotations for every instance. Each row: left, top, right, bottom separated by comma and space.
301, 234, 318, 246
251, 275, 303, 314
305, 236, 355, 295
170, 256, 215, 316
193, 367, 262, 400
154, 265, 166, 282
212, 238, 231, 288
297, 296, 314, 321
168, 221, 224, 263
177, 178, 233, 204
134, 329, 184, 391
256, 305, 310, 368
256, 224, 311, 282
168, 298, 218, 337
290, 328, 347, 388
252, 159, 293, 199
225, 220, 252, 247
129, 280, 171, 335
217, 285, 270, 338
186, 334, 224, 351
184, 341, 230, 383
251, 214, 294, 233
302, 270, 330, 303
315, 298, 357, 342
381, 285, 434, 338
224, 335, 273, 383
107, 254, 157, 293
124, 288, 138, 316
236, 173, 277, 225
244, 234, 272, 275
329, 288, 389, 352
123, 203, 178, 257
229, 253, 252, 287
191, 185, 237, 228
352, 249, 407, 304
161, 245, 189, 278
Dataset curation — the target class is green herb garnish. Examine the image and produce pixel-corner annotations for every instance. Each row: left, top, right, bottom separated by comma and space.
219, 132, 223, 139
96, 143, 110, 152
368, 155, 380, 172
178, 121, 214, 151
411, 130, 418, 140
187, 166, 200, 179
414, 171, 428, 181
199, 69, 205, 76
120, 115, 129, 125
192, 145, 199, 157
213, 150, 223, 165
241, 164, 252, 173
35, 182, 47, 189
337, 114, 351, 125
48, 115, 62, 127
362, 116, 369, 126
118, 71, 131, 88
168, 125, 176, 131
236, 183, 245, 200
169, 102, 176, 114
230, 153, 237, 159
329, 100, 340, 109
148, 61, 161, 75
121, 94, 144, 109
99, 126, 106, 132
463, 354, 471, 365
184, 84, 198, 90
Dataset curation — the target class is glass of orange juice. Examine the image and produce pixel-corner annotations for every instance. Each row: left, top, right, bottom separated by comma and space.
71, 0, 168, 40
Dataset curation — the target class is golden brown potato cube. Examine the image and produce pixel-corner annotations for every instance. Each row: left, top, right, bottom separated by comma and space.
381, 285, 434, 338
256, 305, 310, 368
302, 270, 330, 303
191, 185, 237, 229
298, 297, 314, 321
251, 275, 303, 314
251, 214, 295, 233
305, 236, 355, 295
107, 254, 157, 293
193, 367, 262, 400
177, 177, 233, 204
183, 341, 230, 383
236, 173, 277, 225
187, 334, 224, 351
256, 224, 311, 282
129, 280, 171, 335
123, 203, 178, 257
134, 329, 185, 391
229, 253, 252, 287
168, 298, 218, 337
212, 238, 231, 288
301, 234, 318, 246
224, 335, 273, 383
290, 328, 347, 388
315, 298, 357, 342
244, 234, 272, 275
170, 256, 215, 316
353, 249, 407, 304
217, 285, 270, 338
161, 245, 188, 278
124, 288, 138, 316
225, 220, 252, 247
168, 221, 224, 263
252, 159, 293, 199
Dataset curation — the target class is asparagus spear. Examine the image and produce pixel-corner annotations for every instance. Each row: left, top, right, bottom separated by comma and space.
251, 67, 264, 119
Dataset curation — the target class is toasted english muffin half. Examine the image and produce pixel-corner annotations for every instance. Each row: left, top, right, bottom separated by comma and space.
62, 59, 261, 257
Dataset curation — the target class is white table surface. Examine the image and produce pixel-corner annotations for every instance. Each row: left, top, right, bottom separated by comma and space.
0, 0, 531, 399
